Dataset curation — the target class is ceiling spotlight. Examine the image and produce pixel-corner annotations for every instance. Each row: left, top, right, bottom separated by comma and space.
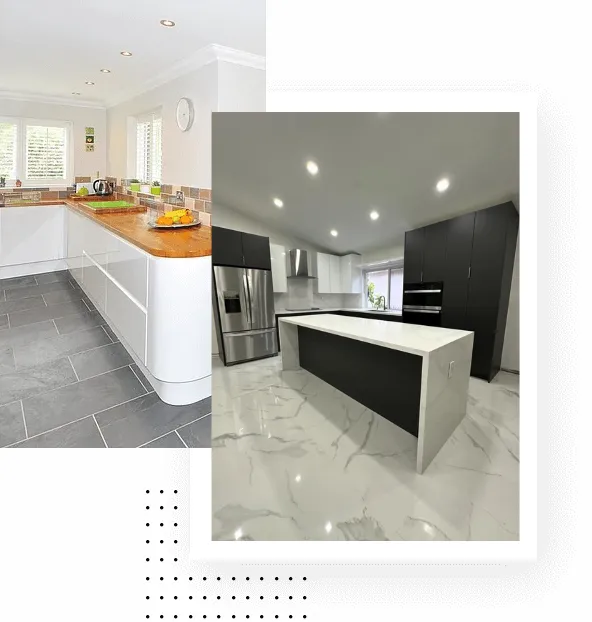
306, 160, 319, 176
273, 197, 284, 208
330, 229, 338, 237
436, 178, 450, 193
160, 19, 176, 27
370, 210, 379, 220
71, 92, 81, 95
100, 69, 111, 73
120, 51, 132, 56
85, 81, 95, 85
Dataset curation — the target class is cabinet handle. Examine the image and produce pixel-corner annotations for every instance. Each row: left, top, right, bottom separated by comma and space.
420, 270, 423, 281
468, 266, 471, 279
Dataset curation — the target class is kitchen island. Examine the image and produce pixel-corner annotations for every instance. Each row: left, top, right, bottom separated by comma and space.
279, 314, 473, 473
0, 201, 211, 406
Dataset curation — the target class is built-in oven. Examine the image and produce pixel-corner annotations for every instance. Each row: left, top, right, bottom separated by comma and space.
402, 282, 443, 327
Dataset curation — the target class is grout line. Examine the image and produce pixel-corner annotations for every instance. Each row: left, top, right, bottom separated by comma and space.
129, 364, 150, 393
68, 355, 80, 382
80, 363, 132, 383
136, 415, 209, 448
101, 325, 114, 343
20, 401, 28, 439
175, 429, 188, 448
3, 413, 95, 447
87, 392, 148, 420
93, 415, 108, 448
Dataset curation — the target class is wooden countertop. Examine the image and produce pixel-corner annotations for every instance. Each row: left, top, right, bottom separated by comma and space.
0, 200, 211, 258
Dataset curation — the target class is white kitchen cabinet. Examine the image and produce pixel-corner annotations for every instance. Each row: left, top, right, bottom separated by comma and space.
0, 206, 65, 267
340, 253, 362, 293
107, 237, 148, 307
105, 278, 147, 363
330, 255, 341, 293
82, 252, 107, 313
269, 243, 288, 293
316, 252, 332, 293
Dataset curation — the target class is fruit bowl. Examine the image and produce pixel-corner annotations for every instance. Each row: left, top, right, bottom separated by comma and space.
148, 208, 200, 229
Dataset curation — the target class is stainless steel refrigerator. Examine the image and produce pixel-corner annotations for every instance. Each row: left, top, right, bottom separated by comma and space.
213, 265, 278, 365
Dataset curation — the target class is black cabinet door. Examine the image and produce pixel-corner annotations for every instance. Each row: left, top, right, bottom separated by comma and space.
241, 232, 271, 270
212, 226, 244, 267
422, 221, 448, 282
470, 331, 496, 380
442, 212, 475, 310
441, 307, 466, 330
403, 228, 425, 283
467, 205, 508, 310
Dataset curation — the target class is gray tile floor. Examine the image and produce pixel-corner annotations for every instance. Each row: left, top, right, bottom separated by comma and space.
0, 270, 211, 448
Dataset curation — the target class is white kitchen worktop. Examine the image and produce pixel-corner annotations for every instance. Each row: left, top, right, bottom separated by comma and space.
279, 313, 471, 356
275, 307, 403, 317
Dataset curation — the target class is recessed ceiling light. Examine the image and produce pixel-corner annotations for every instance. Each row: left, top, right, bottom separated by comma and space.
160, 19, 175, 27
306, 160, 319, 176
120, 51, 132, 56
100, 69, 111, 73
85, 81, 95, 86
273, 197, 284, 208
436, 177, 450, 192
330, 229, 338, 237
71, 92, 81, 95
370, 210, 379, 220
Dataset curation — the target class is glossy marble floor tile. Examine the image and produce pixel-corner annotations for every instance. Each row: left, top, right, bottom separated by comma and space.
0, 270, 212, 448
212, 356, 519, 541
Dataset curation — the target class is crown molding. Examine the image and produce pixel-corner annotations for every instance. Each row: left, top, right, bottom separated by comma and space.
104, 44, 266, 108
0, 90, 105, 109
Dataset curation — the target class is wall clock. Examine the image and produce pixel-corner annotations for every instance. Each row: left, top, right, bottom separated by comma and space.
176, 97, 194, 132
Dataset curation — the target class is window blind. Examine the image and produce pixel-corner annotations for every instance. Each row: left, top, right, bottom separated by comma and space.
26, 124, 67, 180
136, 113, 162, 183
0, 121, 18, 179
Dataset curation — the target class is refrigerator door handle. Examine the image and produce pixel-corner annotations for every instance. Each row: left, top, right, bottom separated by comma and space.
243, 273, 252, 327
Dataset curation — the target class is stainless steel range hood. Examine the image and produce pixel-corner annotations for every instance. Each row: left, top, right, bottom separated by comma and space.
287, 248, 317, 278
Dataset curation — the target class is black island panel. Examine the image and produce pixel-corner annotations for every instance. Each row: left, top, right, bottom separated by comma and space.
297, 326, 423, 437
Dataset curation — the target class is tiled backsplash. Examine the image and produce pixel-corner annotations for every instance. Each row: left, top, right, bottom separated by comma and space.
0, 177, 212, 226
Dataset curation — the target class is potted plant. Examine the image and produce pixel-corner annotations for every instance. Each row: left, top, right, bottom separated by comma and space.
129, 178, 141, 192
150, 181, 161, 196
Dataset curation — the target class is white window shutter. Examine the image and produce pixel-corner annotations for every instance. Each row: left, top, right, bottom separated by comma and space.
0, 121, 18, 179
136, 113, 162, 183
26, 124, 67, 180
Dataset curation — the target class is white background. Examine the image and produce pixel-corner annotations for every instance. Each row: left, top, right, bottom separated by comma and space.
1, 0, 590, 619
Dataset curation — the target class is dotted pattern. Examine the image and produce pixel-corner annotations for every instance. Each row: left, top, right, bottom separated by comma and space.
144, 489, 309, 619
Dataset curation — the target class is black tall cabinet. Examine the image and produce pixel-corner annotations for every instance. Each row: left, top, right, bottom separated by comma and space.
403, 201, 518, 382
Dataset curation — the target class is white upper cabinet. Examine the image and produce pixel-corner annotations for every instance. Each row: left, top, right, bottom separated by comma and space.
329, 255, 341, 293
269, 243, 288, 293
316, 252, 332, 293
340, 254, 362, 293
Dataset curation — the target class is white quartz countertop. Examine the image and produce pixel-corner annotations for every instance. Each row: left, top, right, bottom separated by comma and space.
275, 307, 402, 317
279, 313, 472, 356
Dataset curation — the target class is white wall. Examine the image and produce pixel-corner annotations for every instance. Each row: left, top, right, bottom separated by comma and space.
0, 98, 107, 180
217, 62, 266, 112
361, 240, 404, 267
501, 236, 519, 371
106, 63, 218, 188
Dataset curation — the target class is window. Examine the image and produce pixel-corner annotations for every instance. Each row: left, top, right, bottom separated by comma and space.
365, 264, 404, 311
136, 112, 162, 183
0, 116, 71, 186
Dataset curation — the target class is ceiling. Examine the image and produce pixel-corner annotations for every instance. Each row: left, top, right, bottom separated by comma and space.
212, 112, 520, 255
0, 0, 265, 106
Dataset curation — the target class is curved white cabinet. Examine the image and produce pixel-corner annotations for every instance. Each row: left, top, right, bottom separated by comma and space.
65, 206, 210, 405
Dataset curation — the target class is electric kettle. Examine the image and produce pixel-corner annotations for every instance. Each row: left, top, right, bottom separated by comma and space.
93, 179, 113, 196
